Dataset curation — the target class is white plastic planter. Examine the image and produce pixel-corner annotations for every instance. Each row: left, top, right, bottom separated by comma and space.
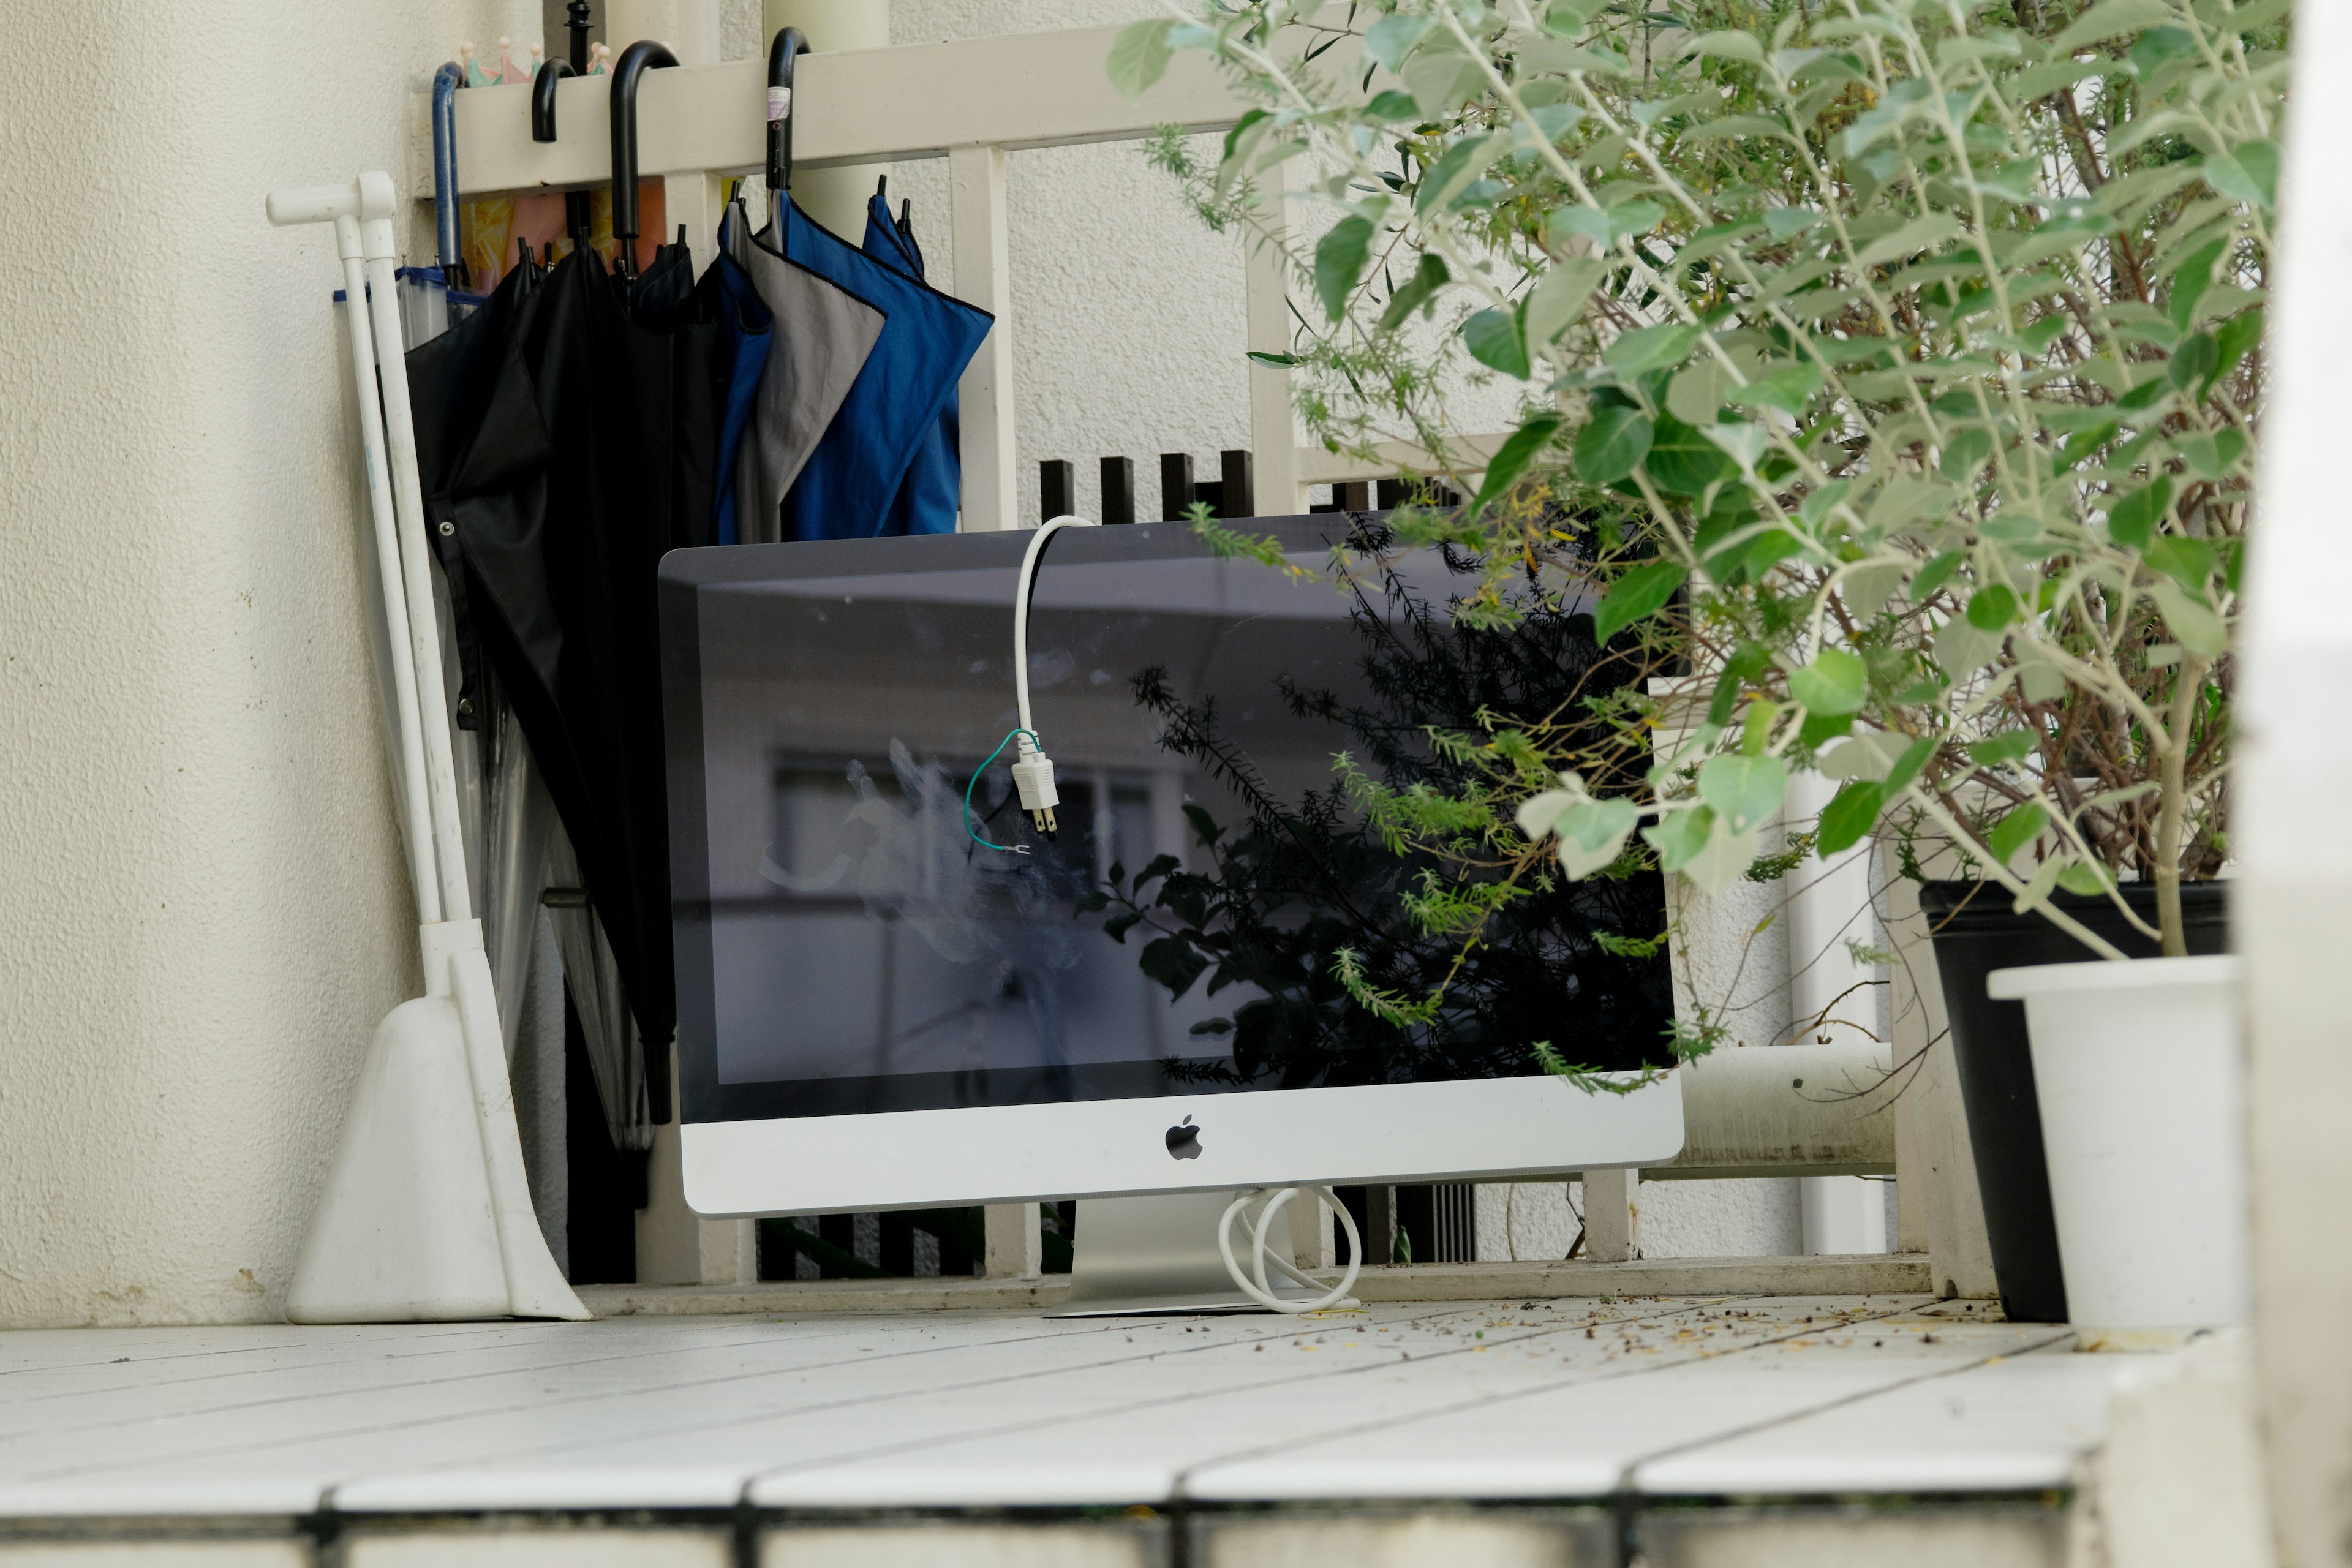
1986, 955, 2248, 1344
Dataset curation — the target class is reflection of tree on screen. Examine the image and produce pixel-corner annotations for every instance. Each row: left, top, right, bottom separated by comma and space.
1088, 547, 1672, 1090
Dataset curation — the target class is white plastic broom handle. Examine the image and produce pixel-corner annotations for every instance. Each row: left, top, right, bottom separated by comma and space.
331, 214, 442, 927
266, 183, 361, 226
358, 198, 477, 927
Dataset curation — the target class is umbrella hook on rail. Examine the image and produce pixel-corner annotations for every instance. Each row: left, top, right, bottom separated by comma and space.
608, 39, 678, 281
430, 62, 465, 285
533, 54, 597, 256
531, 56, 573, 142
767, 26, 809, 194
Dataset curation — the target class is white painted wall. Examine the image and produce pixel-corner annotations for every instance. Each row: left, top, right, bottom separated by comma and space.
0, 0, 539, 1329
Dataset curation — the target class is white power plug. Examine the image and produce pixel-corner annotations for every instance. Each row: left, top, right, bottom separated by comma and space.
1010, 732, 1060, 835
964, 515, 1096, 855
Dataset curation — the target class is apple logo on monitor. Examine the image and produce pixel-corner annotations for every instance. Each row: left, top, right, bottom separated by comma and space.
1165, 1115, 1202, 1160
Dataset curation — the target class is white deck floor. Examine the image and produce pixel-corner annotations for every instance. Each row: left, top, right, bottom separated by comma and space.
0, 1294, 2117, 1521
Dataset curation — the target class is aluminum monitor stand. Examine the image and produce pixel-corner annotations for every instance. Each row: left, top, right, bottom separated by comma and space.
1048, 1191, 1333, 1317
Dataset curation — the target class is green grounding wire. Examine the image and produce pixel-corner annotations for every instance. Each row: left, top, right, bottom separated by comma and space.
963, 728, 1039, 854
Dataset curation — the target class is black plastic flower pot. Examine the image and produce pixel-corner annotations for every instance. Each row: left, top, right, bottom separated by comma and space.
1918, 879, 2228, 1323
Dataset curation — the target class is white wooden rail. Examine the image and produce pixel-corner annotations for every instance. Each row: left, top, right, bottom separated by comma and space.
418, 25, 1463, 529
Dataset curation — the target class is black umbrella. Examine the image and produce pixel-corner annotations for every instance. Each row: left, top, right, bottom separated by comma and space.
402, 40, 764, 1120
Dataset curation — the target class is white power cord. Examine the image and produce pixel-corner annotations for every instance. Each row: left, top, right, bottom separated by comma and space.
979, 518, 1361, 1316
1009, 514, 1101, 833
1218, 1186, 1364, 1313
967, 514, 1098, 851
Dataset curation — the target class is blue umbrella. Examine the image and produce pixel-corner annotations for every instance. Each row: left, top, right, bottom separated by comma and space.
757, 32, 993, 541
722, 31, 889, 545
722, 194, 884, 546
861, 181, 962, 539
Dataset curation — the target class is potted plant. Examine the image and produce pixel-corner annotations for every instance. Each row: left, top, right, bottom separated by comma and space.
1120, 0, 2278, 1330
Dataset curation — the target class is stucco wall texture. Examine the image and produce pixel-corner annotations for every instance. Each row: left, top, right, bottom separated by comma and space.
0, 1, 539, 1327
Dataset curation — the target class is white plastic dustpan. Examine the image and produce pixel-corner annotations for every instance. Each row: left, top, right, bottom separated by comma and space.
271, 173, 586, 1323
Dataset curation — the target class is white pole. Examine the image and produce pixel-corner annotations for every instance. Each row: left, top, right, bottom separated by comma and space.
1786, 769, 1890, 1256
355, 173, 474, 930
2238, 6, 2352, 1555
272, 175, 586, 1323
330, 213, 441, 928
949, 141, 1015, 533
1243, 161, 1303, 515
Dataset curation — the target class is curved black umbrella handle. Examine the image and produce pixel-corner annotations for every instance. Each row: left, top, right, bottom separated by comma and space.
609, 39, 679, 279
532, 57, 575, 143
767, 27, 810, 196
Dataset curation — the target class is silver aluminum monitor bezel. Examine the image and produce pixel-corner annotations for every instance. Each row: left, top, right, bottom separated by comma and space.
659, 520, 1685, 1216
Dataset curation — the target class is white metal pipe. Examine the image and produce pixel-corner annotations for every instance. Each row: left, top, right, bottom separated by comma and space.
440, 30, 1343, 198
331, 216, 441, 927
355, 173, 474, 927
268, 181, 440, 926
949, 141, 1014, 532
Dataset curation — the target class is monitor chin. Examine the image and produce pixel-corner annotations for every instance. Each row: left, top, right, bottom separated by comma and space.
680, 1072, 1683, 1218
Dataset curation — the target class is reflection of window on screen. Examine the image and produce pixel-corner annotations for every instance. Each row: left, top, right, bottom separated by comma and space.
712, 740, 1239, 1090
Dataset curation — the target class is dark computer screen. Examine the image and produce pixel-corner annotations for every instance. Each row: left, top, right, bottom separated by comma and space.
662, 519, 1670, 1124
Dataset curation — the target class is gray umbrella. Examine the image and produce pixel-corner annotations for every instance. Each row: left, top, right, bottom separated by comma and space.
723, 193, 886, 544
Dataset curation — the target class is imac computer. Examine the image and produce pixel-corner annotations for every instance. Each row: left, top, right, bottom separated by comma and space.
660, 515, 1684, 1306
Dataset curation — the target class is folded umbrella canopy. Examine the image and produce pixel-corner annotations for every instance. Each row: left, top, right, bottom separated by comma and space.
608, 45, 774, 557
756, 29, 993, 541
700, 243, 778, 548
625, 221, 773, 551
721, 31, 885, 545
861, 180, 962, 538
721, 194, 881, 545
403, 42, 764, 1121
770, 193, 990, 540
404, 246, 679, 1116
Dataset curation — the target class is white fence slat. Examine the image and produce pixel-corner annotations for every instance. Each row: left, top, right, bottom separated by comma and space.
1243, 167, 1303, 517
951, 144, 1016, 534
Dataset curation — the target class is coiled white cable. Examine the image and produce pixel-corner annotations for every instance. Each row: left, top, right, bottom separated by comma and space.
1217, 1186, 1364, 1313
